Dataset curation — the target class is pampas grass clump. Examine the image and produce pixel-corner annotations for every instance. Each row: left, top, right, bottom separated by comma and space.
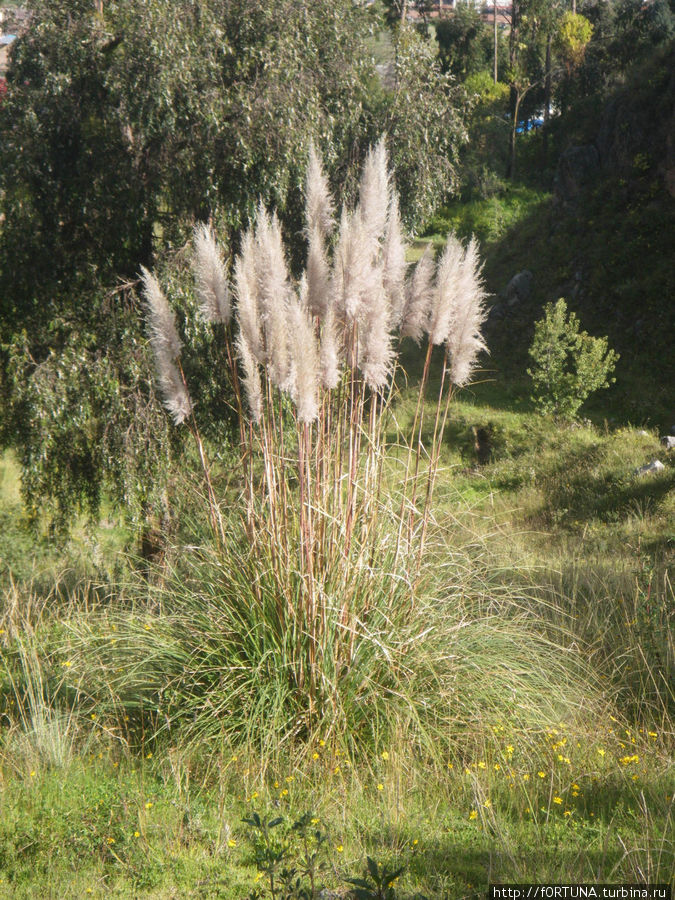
132, 139, 499, 744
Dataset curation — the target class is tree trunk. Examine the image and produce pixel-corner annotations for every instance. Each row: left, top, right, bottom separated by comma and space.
494, 2, 498, 83
543, 31, 552, 158
508, 90, 522, 179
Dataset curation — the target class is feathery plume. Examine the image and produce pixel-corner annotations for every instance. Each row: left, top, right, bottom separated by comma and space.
359, 283, 395, 392
358, 138, 390, 248
140, 265, 182, 359
287, 296, 319, 423
306, 144, 334, 238
306, 226, 331, 319
319, 304, 342, 390
446, 236, 487, 387
333, 209, 374, 324
155, 352, 193, 425
236, 330, 263, 424
254, 207, 292, 390
140, 266, 192, 424
193, 223, 230, 325
427, 233, 464, 346
401, 246, 435, 344
234, 229, 264, 364
382, 193, 407, 327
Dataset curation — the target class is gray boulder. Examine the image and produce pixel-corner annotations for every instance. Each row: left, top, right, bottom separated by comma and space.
661, 435, 675, 450
504, 270, 533, 307
635, 459, 666, 476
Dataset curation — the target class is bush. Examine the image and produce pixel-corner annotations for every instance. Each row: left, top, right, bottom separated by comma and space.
527, 298, 619, 420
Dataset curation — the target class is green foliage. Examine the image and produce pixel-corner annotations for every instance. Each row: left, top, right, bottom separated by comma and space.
435, 6, 506, 81
527, 299, 619, 420
345, 857, 409, 900
244, 811, 329, 899
381, 25, 467, 227
554, 11, 594, 72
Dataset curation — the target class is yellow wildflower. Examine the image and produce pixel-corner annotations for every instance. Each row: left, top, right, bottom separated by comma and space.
469, 810, 478, 820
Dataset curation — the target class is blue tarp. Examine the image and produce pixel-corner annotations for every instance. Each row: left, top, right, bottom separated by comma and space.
0, 34, 17, 46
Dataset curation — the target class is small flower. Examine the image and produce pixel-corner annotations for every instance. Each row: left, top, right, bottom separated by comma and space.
336, 844, 344, 853
477, 761, 486, 770
538, 771, 546, 778
274, 781, 279, 788
145, 801, 153, 810
494, 764, 501, 771
285, 776, 294, 783
412, 839, 418, 846
377, 783, 384, 791
597, 748, 605, 757
146, 752, 153, 759
381, 751, 389, 761
311, 818, 319, 825
228, 839, 237, 848
319, 739, 325, 747
134, 831, 140, 838
312, 753, 319, 760
333, 766, 340, 775
249, 792, 258, 801
564, 810, 572, 817
281, 788, 288, 797
62, 661, 73, 668
106, 837, 115, 845
447, 762, 454, 769
572, 791, 579, 797
553, 796, 563, 805
648, 731, 657, 738
29, 770, 36, 778
91, 714, 97, 721
469, 810, 478, 820
523, 774, 530, 781
572, 783, 580, 790
506, 745, 514, 755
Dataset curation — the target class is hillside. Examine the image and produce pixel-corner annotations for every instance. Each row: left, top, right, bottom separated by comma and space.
426, 41, 675, 430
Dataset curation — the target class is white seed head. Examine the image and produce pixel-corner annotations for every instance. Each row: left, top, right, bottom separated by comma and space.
193, 223, 231, 324
234, 228, 264, 363
140, 265, 182, 359
428, 234, 464, 346
319, 303, 342, 390
358, 137, 390, 248
382, 193, 407, 328
306, 144, 334, 238
287, 296, 319, 423
446, 236, 488, 387
235, 331, 263, 424
401, 246, 435, 344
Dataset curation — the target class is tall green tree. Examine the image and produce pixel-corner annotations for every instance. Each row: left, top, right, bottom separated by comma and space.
0, 0, 467, 530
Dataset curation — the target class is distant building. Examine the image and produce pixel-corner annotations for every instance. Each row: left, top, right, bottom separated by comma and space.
0, 6, 30, 35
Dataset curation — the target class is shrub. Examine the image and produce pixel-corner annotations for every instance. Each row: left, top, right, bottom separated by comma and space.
527, 298, 619, 420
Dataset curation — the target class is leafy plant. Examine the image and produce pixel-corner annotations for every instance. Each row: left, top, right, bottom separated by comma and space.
527, 298, 619, 420
345, 856, 410, 900
243, 811, 329, 900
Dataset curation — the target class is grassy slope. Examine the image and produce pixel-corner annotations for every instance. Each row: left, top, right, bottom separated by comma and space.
1, 52, 674, 895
